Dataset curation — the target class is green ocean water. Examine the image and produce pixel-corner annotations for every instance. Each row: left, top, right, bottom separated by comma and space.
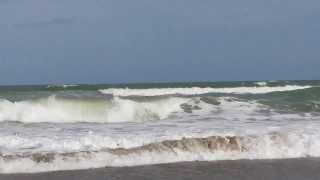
0, 80, 319, 92
0, 80, 319, 112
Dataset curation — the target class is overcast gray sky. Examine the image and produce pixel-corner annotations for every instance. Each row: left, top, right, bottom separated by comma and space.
0, 0, 319, 85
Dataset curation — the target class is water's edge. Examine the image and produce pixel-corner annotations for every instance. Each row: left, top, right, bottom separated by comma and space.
1, 158, 320, 180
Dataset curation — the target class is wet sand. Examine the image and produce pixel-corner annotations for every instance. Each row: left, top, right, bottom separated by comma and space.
1, 158, 320, 180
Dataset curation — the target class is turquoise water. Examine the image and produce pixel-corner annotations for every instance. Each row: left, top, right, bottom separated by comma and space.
1, 80, 319, 112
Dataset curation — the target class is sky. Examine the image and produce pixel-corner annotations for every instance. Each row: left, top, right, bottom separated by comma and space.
0, 0, 319, 85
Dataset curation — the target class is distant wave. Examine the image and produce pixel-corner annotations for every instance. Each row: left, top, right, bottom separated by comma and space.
99, 85, 312, 97
46, 84, 79, 89
254, 81, 268, 86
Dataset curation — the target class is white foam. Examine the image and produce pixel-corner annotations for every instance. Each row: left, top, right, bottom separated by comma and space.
0, 97, 318, 154
254, 81, 268, 86
1, 96, 320, 173
46, 84, 79, 89
99, 85, 311, 97
1, 126, 320, 173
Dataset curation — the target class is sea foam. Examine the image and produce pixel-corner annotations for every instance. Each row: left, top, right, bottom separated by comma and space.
2, 127, 320, 173
99, 85, 311, 97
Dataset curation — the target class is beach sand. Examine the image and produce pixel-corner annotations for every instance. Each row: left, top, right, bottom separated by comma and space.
1, 158, 320, 180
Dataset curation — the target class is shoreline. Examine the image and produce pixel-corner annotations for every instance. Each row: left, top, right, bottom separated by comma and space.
2, 158, 320, 180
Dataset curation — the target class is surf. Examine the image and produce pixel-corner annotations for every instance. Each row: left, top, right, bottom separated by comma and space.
99, 85, 312, 97
0, 81, 320, 173
2, 128, 320, 173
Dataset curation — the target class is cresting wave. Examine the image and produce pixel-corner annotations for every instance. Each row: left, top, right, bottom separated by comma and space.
1, 130, 320, 173
99, 85, 312, 96
0, 96, 187, 123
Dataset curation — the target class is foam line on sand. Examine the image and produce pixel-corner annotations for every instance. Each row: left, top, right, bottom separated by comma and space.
1, 158, 320, 180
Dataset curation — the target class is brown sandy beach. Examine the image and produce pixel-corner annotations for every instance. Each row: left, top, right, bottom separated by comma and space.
1, 158, 320, 180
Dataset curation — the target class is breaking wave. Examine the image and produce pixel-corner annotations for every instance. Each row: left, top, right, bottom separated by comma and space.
0, 96, 187, 123
254, 81, 268, 86
2, 130, 320, 173
99, 85, 312, 97
0, 86, 319, 123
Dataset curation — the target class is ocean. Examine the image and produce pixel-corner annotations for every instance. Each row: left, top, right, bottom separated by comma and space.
0, 80, 320, 173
